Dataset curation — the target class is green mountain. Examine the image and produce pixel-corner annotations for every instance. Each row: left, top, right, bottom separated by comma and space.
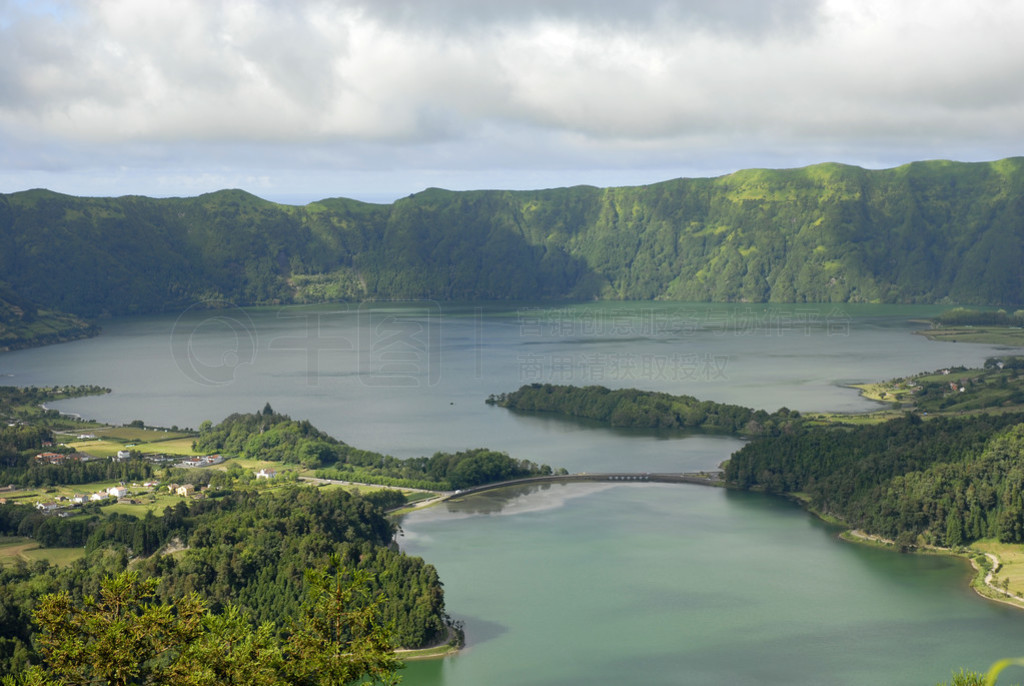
3, 158, 1024, 343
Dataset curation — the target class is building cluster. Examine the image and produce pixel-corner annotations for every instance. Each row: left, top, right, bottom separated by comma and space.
16, 435, 285, 515
32, 452, 95, 464
175, 454, 224, 468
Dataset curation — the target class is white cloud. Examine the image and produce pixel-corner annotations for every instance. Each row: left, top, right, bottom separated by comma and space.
1, 0, 1023, 201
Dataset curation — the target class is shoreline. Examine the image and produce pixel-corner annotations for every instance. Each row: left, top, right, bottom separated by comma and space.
772, 491, 1024, 613
840, 529, 1024, 611
395, 626, 462, 661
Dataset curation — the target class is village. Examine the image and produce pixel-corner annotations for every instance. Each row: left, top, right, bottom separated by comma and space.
0, 422, 285, 521
19, 448, 279, 516
847, 357, 1024, 417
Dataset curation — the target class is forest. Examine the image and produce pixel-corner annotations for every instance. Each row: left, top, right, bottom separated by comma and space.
4, 157, 1024, 347
0, 485, 452, 676
488, 383, 802, 436
3, 562, 404, 686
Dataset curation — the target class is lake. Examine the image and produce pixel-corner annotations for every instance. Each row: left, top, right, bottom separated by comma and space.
2, 301, 1023, 684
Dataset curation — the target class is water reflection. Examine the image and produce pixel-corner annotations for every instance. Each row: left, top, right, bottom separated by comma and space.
405, 482, 618, 523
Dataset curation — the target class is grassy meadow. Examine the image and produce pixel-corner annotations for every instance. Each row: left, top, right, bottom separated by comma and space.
0, 537, 84, 567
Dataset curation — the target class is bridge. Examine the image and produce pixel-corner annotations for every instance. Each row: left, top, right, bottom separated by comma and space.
441, 471, 725, 501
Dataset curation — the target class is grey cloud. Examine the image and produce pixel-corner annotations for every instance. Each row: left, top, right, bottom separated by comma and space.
348, 0, 823, 36
2, 0, 1024, 203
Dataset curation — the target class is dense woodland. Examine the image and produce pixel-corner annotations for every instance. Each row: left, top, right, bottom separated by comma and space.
194, 406, 345, 470
0, 485, 451, 675
724, 413, 1024, 549
488, 383, 801, 436
3, 158, 1024, 347
4, 562, 403, 686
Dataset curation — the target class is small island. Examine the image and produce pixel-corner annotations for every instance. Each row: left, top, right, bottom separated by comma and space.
487, 383, 802, 437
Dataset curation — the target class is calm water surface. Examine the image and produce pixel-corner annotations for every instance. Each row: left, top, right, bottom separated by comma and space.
401, 484, 1024, 685
2, 302, 1023, 684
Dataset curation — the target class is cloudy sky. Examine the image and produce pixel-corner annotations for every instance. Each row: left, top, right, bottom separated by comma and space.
2, 0, 1023, 204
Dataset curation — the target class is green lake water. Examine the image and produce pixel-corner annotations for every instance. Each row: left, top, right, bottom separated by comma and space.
401, 483, 1024, 685
2, 302, 1023, 683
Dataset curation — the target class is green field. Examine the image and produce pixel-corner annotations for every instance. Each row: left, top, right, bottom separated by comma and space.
0, 537, 84, 567
849, 381, 915, 406
224, 457, 296, 471
132, 437, 200, 455
59, 427, 199, 458
970, 540, 1024, 601
101, 500, 171, 517
62, 438, 122, 458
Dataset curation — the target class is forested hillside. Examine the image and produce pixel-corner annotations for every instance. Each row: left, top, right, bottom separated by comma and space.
724, 413, 1024, 548
2, 158, 1023, 341
0, 485, 451, 673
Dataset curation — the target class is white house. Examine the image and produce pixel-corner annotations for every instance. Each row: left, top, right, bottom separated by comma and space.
107, 486, 129, 499
116, 450, 132, 460
255, 468, 277, 480
176, 484, 195, 497
89, 492, 106, 502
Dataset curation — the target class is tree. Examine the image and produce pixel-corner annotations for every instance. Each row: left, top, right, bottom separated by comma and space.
283, 556, 402, 686
164, 606, 286, 686
945, 510, 964, 547
895, 530, 917, 553
7, 571, 206, 686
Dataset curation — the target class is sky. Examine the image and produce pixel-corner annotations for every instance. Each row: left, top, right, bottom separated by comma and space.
2, 0, 1023, 205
